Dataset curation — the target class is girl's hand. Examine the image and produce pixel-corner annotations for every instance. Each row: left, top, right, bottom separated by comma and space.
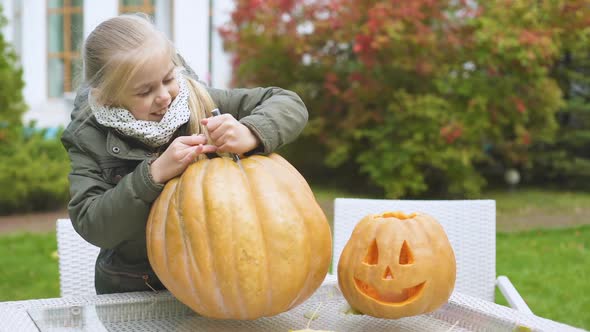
149, 134, 217, 184
201, 114, 260, 155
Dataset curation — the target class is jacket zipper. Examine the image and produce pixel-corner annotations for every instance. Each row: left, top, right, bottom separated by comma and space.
142, 274, 158, 293
98, 262, 158, 293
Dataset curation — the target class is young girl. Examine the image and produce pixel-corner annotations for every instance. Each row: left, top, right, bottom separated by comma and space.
61, 14, 308, 294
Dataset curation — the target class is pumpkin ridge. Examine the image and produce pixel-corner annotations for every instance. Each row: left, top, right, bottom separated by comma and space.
274, 155, 315, 310
224, 158, 249, 318
164, 176, 190, 307
175, 166, 208, 313
200, 159, 230, 317
165, 180, 193, 304
284, 184, 312, 310
146, 189, 157, 279
147, 180, 176, 291
271, 155, 326, 311
160, 181, 176, 292
247, 156, 307, 314
252, 158, 277, 317
393, 218, 424, 285
416, 214, 456, 312
245, 156, 275, 314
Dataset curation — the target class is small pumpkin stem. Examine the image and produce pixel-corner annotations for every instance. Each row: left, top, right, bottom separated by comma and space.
379, 211, 417, 220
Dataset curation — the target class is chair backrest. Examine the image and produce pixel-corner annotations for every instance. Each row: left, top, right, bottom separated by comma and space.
56, 218, 100, 297
331, 198, 496, 302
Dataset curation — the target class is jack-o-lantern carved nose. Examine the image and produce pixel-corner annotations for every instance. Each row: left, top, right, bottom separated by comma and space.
383, 266, 394, 279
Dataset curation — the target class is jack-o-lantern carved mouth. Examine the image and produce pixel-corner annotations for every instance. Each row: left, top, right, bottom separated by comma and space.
353, 278, 426, 304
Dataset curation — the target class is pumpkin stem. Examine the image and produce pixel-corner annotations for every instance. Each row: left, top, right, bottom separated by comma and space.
379, 211, 417, 220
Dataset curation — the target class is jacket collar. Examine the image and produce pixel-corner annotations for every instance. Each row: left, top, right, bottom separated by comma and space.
104, 122, 190, 160
106, 130, 156, 160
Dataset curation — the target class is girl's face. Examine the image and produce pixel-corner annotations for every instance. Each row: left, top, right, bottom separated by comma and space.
119, 52, 179, 122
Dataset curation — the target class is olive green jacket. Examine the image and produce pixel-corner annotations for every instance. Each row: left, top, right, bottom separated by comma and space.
61, 73, 308, 294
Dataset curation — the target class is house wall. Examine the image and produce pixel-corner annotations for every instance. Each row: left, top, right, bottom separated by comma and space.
173, 1, 209, 83
0, 0, 234, 128
212, 0, 234, 88
83, 0, 117, 39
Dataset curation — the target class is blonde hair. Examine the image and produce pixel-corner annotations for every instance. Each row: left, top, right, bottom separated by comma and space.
79, 13, 216, 136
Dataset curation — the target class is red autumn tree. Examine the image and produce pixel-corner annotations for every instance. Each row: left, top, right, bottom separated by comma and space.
221, 0, 589, 197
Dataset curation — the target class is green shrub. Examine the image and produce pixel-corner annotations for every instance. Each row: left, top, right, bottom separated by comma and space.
0, 6, 70, 213
0, 124, 70, 213
528, 44, 590, 189
222, 0, 588, 197
0, 4, 26, 142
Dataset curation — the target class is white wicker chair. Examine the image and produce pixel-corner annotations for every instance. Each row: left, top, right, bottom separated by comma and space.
56, 200, 531, 313
56, 218, 100, 297
329, 198, 532, 313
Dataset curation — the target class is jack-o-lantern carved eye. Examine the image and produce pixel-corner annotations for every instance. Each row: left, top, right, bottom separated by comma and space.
363, 239, 379, 265
363, 240, 395, 279
362, 240, 415, 266
399, 241, 414, 265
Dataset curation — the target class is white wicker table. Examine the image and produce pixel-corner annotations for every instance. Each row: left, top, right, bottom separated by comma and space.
0, 278, 584, 332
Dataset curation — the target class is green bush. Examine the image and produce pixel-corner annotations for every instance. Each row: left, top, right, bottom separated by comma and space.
0, 124, 70, 213
222, 0, 588, 197
0, 6, 70, 213
0, 4, 26, 141
528, 45, 590, 189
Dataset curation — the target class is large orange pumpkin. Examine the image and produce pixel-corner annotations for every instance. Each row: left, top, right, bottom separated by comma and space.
146, 154, 332, 320
337, 211, 455, 319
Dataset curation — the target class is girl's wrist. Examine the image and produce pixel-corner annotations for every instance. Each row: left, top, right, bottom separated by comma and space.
148, 158, 164, 184
240, 129, 261, 155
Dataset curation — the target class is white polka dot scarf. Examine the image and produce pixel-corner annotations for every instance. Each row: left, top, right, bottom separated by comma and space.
88, 69, 191, 148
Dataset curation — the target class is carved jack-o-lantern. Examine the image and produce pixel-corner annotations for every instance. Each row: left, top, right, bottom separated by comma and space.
337, 211, 456, 319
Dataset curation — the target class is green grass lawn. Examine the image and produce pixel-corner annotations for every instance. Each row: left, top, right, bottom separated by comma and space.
495, 226, 590, 330
485, 189, 590, 232
486, 189, 590, 214
1, 227, 588, 329
0, 188, 588, 330
0, 232, 59, 301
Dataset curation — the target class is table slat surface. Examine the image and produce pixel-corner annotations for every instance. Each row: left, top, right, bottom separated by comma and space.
0, 279, 585, 332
